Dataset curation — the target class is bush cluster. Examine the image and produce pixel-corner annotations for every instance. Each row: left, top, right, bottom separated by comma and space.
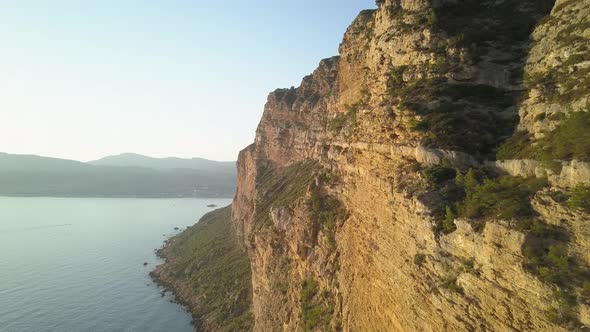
545, 290, 579, 328
456, 173, 548, 223
390, 76, 517, 157
497, 111, 590, 162
330, 104, 359, 133
308, 189, 346, 249
422, 162, 456, 187
422, 162, 588, 327
254, 161, 320, 230
422, 164, 547, 234
568, 185, 590, 213
300, 279, 333, 332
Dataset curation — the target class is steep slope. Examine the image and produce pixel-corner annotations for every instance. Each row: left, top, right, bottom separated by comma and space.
229, 0, 590, 331
151, 206, 253, 331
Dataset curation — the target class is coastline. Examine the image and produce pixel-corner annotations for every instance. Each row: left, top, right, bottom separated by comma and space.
150, 237, 205, 332
149, 206, 253, 332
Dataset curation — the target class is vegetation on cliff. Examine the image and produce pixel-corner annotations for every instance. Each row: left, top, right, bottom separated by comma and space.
251, 159, 345, 330
422, 161, 589, 327
308, 182, 347, 249
381, 0, 557, 160
497, 111, 590, 162
253, 160, 320, 231
222, 0, 590, 329
568, 185, 590, 213
391, 76, 518, 157
422, 162, 548, 233
300, 279, 335, 332
330, 103, 359, 133
153, 206, 253, 331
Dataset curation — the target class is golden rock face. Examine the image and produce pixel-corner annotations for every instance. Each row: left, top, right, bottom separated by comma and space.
230, 0, 590, 331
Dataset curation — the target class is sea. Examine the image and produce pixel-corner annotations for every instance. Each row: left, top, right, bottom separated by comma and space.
0, 197, 232, 332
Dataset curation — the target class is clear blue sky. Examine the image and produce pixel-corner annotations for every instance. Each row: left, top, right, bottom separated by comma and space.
0, 0, 373, 162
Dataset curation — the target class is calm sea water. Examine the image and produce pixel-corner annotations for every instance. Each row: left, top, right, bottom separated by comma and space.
0, 197, 232, 332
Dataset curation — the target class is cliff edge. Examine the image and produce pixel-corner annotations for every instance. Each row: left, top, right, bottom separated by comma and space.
231, 0, 590, 331
157, 0, 590, 331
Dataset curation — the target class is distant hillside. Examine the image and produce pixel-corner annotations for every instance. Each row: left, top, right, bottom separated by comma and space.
89, 153, 235, 174
0, 152, 93, 173
0, 153, 236, 198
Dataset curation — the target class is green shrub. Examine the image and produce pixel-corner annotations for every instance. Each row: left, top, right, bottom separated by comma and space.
428, 167, 547, 235
521, 221, 577, 282
537, 112, 590, 162
459, 258, 475, 273
416, 9, 437, 26
414, 253, 426, 266
330, 104, 359, 132
422, 162, 457, 187
300, 279, 333, 332
519, 214, 587, 328
430, 53, 451, 74
548, 113, 566, 121
548, 190, 569, 203
582, 281, 590, 303
308, 190, 346, 249
301, 279, 319, 305
496, 131, 536, 161
407, 159, 422, 172
545, 290, 580, 328
567, 185, 590, 213
499, 112, 590, 166
408, 118, 427, 131
535, 245, 572, 284
456, 174, 548, 222
443, 206, 456, 234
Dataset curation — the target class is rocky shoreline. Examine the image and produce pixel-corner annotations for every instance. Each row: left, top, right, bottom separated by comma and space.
149, 206, 253, 332
150, 238, 204, 332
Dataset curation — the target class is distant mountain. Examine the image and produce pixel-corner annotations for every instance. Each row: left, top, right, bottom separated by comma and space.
89, 153, 235, 174
0, 153, 236, 198
0, 152, 93, 173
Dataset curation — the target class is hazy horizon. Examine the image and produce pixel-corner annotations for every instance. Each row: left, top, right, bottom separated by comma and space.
0, 151, 236, 163
1, 1, 373, 162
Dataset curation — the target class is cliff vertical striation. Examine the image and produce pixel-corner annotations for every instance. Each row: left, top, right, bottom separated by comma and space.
224, 0, 590, 331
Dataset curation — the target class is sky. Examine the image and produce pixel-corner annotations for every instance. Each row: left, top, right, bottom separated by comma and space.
0, 0, 374, 162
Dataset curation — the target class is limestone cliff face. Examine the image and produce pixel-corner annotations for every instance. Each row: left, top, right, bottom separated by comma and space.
231, 0, 590, 331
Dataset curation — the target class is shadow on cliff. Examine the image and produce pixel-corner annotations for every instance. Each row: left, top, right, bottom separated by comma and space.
412, 0, 556, 160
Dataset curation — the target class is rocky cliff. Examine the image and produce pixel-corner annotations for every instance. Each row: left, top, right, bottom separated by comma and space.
146, 0, 590, 331
228, 0, 590, 331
